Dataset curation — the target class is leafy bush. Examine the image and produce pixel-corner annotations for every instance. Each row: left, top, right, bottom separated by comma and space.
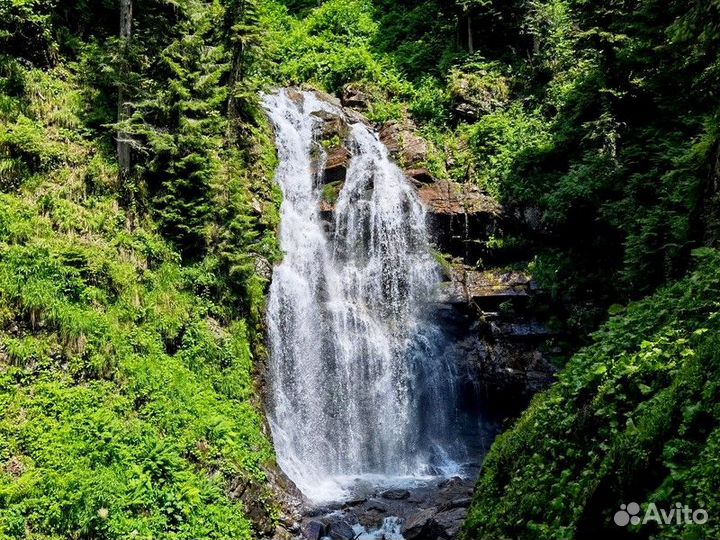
464, 249, 720, 539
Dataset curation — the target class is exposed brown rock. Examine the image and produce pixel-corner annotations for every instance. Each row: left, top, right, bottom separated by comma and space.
341, 84, 370, 110
378, 120, 428, 168
418, 181, 502, 262
324, 146, 350, 183
405, 167, 435, 184
418, 181, 500, 217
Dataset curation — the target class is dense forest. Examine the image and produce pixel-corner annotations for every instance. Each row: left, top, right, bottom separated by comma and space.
1, 0, 719, 539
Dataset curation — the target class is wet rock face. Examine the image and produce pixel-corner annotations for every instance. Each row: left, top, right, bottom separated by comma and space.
440, 268, 532, 306
418, 181, 503, 264
439, 266, 556, 413
228, 476, 280, 538
323, 146, 351, 183
381, 488, 411, 500
303, 520, 325, 540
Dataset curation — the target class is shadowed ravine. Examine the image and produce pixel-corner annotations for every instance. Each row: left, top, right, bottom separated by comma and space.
262, 89, 488, 526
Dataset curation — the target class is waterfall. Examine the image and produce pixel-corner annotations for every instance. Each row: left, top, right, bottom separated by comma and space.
263, 89, 466, 503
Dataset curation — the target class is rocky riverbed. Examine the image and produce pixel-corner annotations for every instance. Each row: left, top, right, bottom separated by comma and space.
296, 474, 481, 540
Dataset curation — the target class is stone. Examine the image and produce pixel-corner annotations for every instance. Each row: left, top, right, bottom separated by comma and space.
252, 255, 273, 282
417, 181, 500, 217
403, 507, 442, 540
405, 168, 435, 184
454, 101, 480, 120
312, 110, 349, 142
365, 500, 388, 513
418, 181, 502, 261
227, 477, 275, 537
303, 520, 326, 540
378, 121, 400, 150
378, 121, 428, 168
432, 507, 467, 538
341, 84, 370, 110
311, 89, 344, 109
401, 133, 428, 168
381, 488, 410, 500
324, 146, 351, 183
286, 87, 304, 104
327, 519, 356, 540
448, 497, 472, 509
357, 511, 384, 531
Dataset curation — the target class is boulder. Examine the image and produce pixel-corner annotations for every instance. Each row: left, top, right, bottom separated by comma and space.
365, 500, 388, 513
403, 507, 443, 540
341, 84, 370, 110
381, 488, 410, 500
432, 507, 467, 538
327, 519, 356, 540
378, 121, 428, 168
303, 520, 326, 540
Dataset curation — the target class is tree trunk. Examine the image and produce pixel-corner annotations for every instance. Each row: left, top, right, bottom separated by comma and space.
227, 0, 247, 143
467, 10, 474, 54
117, 0, 132, 181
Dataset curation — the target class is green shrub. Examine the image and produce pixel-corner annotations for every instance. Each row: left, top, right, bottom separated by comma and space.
464, 249, 720, 540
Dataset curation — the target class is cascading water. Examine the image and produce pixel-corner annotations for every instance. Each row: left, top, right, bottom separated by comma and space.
263, 89, 468, 503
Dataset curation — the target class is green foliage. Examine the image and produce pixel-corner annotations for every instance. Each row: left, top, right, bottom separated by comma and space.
265, 0, 387, 93
0, 6, 279, 538
464, 249, 720, 539
0, 184, 276, 539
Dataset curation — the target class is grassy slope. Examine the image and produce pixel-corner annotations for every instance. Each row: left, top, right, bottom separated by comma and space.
0, 63, 277, 540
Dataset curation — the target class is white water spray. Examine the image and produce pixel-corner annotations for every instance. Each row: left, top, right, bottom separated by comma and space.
263, 89, 465, 503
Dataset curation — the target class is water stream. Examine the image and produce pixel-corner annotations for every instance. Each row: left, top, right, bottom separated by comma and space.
263, 89, 471, 505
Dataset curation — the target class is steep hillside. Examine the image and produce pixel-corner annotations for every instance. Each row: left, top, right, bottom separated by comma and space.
0, 2, 283, 538
464, 248, 720, 539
